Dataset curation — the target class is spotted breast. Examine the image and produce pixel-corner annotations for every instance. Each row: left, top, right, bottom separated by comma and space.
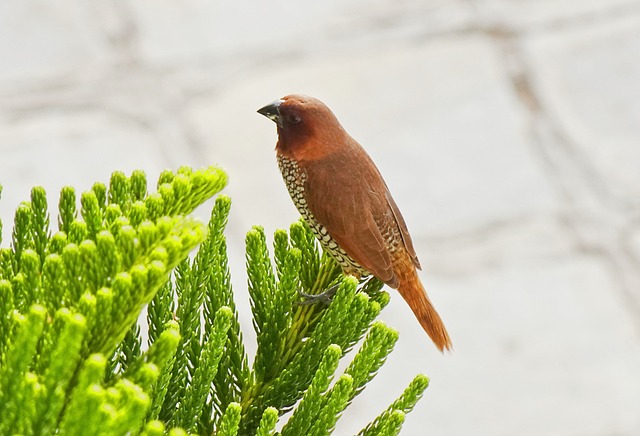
277, 155, 370, 278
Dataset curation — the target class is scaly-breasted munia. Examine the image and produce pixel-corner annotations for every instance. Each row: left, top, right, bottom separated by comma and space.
258, 94, 452, 352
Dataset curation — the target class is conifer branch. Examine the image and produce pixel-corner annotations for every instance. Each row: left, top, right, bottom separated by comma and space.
0, 165, 431, 435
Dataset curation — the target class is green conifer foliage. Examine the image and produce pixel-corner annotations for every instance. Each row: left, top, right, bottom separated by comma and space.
0, 165, 430, 435
0, 166, 226, 435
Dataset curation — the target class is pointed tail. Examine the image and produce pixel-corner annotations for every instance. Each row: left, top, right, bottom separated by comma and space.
397, 272, 452, 352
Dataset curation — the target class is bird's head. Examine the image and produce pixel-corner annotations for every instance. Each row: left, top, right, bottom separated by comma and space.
258, 94, 346, 158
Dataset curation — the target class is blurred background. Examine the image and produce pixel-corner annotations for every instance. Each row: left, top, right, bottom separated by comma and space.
1, 1, 640, 434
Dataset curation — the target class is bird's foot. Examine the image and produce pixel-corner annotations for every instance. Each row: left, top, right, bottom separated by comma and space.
296, 282, 340, 306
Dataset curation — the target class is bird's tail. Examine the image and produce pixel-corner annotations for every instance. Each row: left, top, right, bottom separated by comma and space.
397, 271, 452, 352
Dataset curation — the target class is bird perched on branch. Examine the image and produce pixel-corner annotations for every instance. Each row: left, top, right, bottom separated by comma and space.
258, 94, 452, 352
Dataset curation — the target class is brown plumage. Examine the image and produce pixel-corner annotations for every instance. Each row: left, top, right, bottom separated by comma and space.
258, 94, 452, 352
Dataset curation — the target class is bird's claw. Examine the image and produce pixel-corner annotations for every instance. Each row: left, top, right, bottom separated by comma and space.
296, 282, 339, 306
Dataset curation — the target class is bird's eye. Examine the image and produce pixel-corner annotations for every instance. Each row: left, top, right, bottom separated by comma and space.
288, 114, 301, 124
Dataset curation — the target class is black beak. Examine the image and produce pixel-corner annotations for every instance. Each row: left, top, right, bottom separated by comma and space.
257, 99, 284, 128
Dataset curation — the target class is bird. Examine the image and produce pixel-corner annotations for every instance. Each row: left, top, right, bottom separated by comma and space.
258, 94, 452, 352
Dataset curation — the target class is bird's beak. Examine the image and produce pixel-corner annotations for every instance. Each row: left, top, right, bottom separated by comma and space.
257, 99, 284, 128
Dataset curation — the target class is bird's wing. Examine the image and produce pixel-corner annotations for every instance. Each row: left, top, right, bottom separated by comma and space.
385, 188, 421, 270
302, 148, 400, 287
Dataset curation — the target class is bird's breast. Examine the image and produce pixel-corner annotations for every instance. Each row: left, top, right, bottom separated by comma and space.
277, 154, 369, 278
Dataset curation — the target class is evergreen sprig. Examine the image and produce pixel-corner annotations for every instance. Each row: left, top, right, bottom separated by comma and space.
0, 163, 431, 435
359, 374, 430, 436
0, 166, 227, 435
